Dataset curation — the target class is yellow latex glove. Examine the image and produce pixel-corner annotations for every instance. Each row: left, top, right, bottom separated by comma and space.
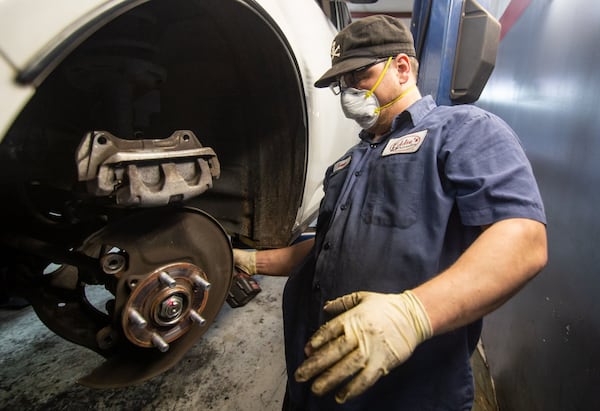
294, 290, 432, 404
232, 249, 257, 275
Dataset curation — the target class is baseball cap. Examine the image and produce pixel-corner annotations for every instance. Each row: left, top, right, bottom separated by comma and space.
314, 15, 416, 88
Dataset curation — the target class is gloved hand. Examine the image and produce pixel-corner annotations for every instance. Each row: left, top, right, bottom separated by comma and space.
294, 290, 432, 404
232, 249, 257, 275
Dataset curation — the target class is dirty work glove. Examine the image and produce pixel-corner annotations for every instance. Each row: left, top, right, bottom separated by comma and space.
232, 249, 257, 275
294, 290, 432, 404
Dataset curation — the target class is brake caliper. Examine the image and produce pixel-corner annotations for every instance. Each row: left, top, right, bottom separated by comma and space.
75, 130, 220, 206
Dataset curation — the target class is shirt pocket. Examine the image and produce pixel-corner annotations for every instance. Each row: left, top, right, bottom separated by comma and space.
360, 157, 423, 229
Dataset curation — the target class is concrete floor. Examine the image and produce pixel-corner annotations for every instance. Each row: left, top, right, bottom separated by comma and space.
1, 274, 498, 410
0, 275, 288, 410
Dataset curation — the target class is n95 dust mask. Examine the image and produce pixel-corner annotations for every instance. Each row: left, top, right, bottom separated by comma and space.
340, 57, 414, 130
340, 87, 381, 130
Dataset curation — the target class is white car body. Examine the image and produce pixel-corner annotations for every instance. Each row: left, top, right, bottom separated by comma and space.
0, 0, 359, 387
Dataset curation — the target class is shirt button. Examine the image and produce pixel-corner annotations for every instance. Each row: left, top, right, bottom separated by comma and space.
340, 204, 347, 210
323, 242, 331, 250
355, 171, 362, 177
314, 282, 321, 290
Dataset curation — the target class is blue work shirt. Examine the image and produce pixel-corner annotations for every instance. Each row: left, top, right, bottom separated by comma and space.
283, 96, 546, 410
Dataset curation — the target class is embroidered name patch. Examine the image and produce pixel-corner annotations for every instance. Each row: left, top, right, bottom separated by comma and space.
382, 130, 428, 156
333, 155, 351, 173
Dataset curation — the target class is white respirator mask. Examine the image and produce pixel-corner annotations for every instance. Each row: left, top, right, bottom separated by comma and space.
339, 57, 414, 130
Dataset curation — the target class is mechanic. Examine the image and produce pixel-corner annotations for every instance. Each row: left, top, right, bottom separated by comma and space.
233, 15, 547, 410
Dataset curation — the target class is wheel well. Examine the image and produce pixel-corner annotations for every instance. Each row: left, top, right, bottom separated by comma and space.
2, 0, 307, 248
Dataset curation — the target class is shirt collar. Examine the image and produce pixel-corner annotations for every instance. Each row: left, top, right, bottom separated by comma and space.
359, 95, 437, 143
391, 95, 437, 130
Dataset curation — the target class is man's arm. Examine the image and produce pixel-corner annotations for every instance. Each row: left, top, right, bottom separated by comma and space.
234, 237, 314, 276
294, 217, 547, 403
413, 217, 547, 335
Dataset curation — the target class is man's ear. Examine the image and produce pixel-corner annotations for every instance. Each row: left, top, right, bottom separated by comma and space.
394, 54, 412, 83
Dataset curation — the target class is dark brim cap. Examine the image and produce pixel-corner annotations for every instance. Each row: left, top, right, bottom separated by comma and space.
314, 15, 416, 88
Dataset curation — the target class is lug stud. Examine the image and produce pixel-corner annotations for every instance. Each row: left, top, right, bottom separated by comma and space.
151, 332, 169, 352
159, 271, 177, 288
189, 310, 207, 326
128, 308, 147, 328
192, 274, 211, 290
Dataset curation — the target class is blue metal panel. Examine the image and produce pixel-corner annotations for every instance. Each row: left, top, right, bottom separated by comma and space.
411, 0, 463, 106
475, 0, 600, 409
412, 0, 496, 106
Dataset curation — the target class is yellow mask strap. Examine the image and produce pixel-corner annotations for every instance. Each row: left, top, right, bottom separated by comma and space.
375, 84, 417, 114
364, 56, 393, 99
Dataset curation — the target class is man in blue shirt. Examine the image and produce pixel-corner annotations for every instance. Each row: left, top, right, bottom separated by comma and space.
234, 15, 547, 410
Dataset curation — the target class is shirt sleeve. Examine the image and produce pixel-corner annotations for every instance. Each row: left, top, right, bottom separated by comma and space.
443, 110, 546, 227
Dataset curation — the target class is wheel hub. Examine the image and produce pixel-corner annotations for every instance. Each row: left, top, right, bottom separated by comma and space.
122, 262, 210, 351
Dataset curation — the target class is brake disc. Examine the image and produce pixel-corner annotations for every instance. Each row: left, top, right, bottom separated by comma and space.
61, 206, 231, 388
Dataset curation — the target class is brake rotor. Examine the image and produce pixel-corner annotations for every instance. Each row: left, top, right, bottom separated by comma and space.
75, 207, 232, 388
